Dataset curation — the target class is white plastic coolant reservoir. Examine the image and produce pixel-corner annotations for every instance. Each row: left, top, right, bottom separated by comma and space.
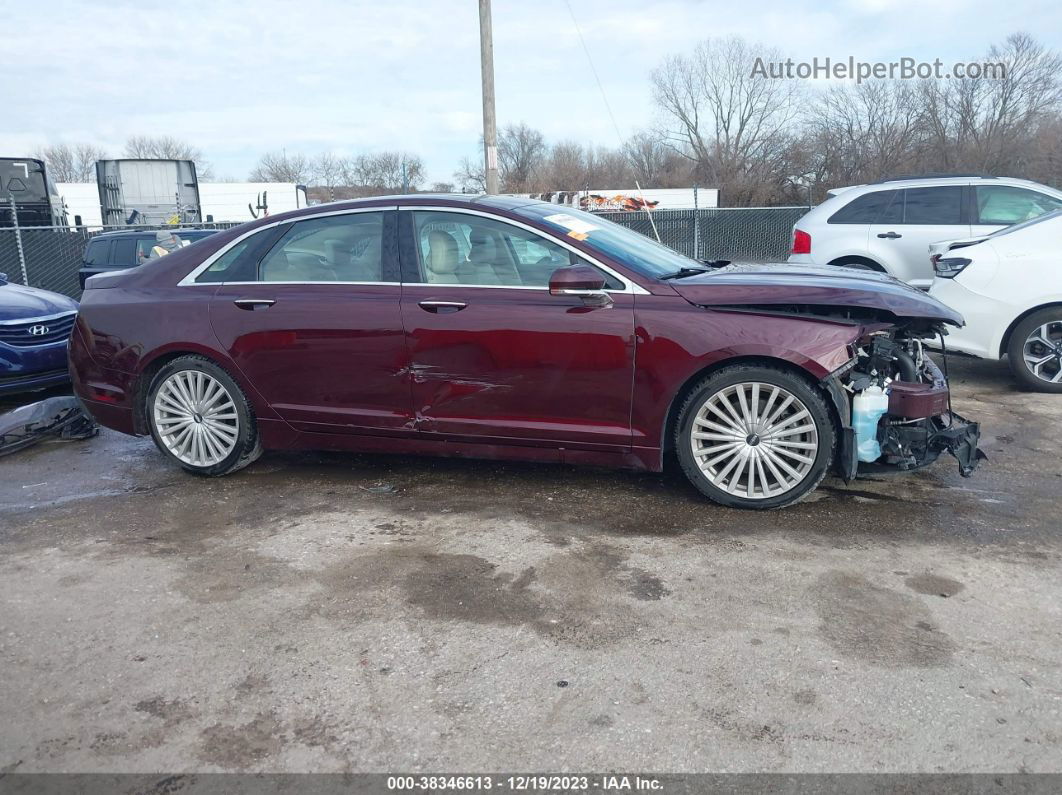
853, 385, 890, 463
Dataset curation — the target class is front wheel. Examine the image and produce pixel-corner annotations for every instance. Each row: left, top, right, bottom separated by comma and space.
1006, 308, 1062, 393
675, 365, 836, 509
146, 355, 262, 476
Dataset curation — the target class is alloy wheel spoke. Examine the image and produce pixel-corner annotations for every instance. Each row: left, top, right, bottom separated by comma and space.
762, 394, 795, 431
771, 445, 815, 466
701, 406, 745, 436
717, 393, 748, 432
770, 424, 817, 439
760, 446, 789, 488
762, 446, 803, 481
767, 408, 810, 434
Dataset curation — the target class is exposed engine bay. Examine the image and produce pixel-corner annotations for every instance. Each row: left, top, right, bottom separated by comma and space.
826, 319, 986, 481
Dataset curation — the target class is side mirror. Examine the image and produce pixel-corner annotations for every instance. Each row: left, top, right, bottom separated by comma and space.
548, 264, 607, 296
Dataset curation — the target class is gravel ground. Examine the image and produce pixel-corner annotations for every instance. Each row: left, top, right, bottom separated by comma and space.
1, 355, 1060, 773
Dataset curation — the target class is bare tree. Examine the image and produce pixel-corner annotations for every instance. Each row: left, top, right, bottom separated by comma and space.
498, 123, 547, 192
124, 135, 214, 178
345, 152, 424, 192
454, 155, 486, 192
807, 81, 924, 187
248, 151, 314, 183
540, 140, 590, 190
919, 33, 1062, 173
312, 152, 345, 190
34, 143, 108, 182
651, 37, 805, 204
430, 181, 456, 193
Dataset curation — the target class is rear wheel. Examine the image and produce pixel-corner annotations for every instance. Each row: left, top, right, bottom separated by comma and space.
675, 365, 836, 509
1007, 308, 1062, 393
146, 356, 262, 475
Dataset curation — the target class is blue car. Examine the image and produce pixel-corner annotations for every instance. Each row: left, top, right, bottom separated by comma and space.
0, 272, 79, 396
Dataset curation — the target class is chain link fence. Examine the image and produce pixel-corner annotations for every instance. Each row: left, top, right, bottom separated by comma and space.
0, 221, 242, 299
595, 206, 808, 263
1, 206, 809, 299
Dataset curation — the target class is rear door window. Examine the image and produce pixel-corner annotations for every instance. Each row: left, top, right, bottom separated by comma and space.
259, 213, 386, 282
828, 190, 897, 224
901, 187, 963, 225
112, 238, 136, 266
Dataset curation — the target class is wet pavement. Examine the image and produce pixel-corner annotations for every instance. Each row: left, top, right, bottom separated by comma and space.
1, 355, 1060, 772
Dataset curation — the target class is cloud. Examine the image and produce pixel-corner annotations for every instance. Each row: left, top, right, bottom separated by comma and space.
2, 0, 1059, 182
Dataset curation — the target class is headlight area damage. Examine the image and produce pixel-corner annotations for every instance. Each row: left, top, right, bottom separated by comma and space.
670, 264, 986, 481
821, 327, 986, 481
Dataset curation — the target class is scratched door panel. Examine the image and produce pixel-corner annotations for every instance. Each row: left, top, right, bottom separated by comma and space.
400, 285, 636, 450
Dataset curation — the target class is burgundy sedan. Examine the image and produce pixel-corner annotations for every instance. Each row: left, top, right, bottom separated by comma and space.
70, 196, 983, 509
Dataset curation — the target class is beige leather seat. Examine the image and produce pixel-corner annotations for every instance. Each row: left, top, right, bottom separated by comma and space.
467, 228, 520, 285
260, 250, 294, 281
425, 230, 462, 283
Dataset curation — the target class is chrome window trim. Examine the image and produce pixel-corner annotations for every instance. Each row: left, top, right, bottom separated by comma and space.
403, 205, 649, 295
177, 205, 399, 287
206, 280, 400, 287
0, 310, 78, 326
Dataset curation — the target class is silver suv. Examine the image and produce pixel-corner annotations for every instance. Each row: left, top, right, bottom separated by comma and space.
787, 175, 1062, 288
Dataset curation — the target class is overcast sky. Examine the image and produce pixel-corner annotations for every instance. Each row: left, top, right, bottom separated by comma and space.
5, 0, 1061, 183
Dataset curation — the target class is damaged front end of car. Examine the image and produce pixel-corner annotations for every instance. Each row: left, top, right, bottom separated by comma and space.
669, 263, 986, 482
821, 323, 986, 482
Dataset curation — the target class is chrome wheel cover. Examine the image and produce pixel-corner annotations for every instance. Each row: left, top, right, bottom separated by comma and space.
1022, 322, 1062, 384
152, 370, 239, 467
690, 382, 819, 500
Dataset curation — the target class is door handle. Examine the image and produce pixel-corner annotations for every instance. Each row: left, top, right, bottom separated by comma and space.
233, 298, 276, 310
418, 300, 467, 314
876, 231, 902, 239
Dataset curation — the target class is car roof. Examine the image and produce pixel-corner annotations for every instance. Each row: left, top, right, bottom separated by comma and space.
92, 228, 218, 240
307, 193, 541, 210
835, 175, 1052, 193
219, 193, 551, 230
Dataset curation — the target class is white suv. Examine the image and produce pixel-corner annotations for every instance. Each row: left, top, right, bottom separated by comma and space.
787, 175, 1062, 288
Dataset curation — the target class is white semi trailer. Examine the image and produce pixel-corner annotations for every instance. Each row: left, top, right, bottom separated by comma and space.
96, 159, 201, 226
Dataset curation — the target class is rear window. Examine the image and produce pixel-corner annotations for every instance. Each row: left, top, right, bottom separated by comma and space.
84, 239, 110, 266
828, 190, 898, 224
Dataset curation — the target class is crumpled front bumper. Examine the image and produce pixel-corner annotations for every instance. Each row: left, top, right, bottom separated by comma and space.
878, 409, 986, 477
822, 365, 986, 482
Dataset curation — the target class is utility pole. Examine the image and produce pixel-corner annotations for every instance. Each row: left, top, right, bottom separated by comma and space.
479, 0, 499, 194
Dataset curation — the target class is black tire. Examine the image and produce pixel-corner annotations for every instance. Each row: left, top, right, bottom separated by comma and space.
675, 364, 836, 509
1006, 308, 1062, 393
145, 355, 262, 476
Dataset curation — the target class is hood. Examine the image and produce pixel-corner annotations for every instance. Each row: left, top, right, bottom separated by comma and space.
669, 263, 964, 326
0, 280, 79, 322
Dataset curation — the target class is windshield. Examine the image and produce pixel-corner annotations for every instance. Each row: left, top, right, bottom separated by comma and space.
511, 203, 700, 279
988, 208, 1062, 239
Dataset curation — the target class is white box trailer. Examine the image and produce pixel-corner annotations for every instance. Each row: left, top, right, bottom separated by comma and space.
199, 183, 305, 222
60, 181, 306, 228
96, 159, 202, 226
